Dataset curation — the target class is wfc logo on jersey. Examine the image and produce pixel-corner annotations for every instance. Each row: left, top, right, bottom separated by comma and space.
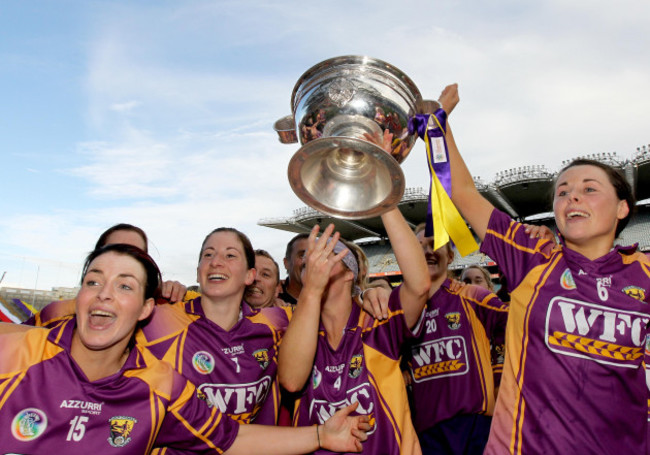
545, 296, 649, 368
308, 382, 377, 434
197, 375, 272, 423
409, 335, 468, 383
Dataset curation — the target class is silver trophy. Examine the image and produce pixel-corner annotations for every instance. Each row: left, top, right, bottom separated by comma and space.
275, 55, 436, 219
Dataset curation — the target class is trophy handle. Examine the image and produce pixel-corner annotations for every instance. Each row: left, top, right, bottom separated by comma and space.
274, 115, 298, 144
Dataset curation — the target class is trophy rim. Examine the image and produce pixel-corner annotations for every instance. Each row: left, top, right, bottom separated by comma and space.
289, 55, 423, 113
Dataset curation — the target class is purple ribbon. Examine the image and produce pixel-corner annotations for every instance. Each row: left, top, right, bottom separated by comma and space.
408, 108, 449, 238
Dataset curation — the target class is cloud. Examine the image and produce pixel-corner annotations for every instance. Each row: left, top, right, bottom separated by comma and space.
68, 133, 177, 199
110, 100, 141, 113
3, 0, 650, 293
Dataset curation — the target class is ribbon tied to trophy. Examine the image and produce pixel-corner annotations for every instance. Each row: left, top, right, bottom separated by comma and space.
408, 109, 478, 256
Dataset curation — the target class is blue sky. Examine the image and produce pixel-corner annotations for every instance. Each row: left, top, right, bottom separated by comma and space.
2, 0, 649, 290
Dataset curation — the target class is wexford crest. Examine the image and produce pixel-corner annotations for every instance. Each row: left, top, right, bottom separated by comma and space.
108, 416, 137, 448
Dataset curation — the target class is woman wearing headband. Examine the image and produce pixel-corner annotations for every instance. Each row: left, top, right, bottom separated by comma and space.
278, 203, 431, 454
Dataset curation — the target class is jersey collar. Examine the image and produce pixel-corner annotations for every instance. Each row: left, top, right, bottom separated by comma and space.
49, 317, 146, 374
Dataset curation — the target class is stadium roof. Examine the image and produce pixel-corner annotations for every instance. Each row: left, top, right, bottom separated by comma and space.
259, 146, 650, 242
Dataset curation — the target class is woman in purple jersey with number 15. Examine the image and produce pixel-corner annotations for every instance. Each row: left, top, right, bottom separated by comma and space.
441, 83, 650, 454
0, 244, 370, 454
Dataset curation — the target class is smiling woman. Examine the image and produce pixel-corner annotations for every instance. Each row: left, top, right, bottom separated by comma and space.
0, 244, 241, 453
0, 244, 370, 454
136, 227, 293, 428
71, 245, 158, 380
441, 83, 650, 454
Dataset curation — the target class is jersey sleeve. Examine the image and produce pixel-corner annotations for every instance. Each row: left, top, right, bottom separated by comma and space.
361, 286, 415, 359
258, 305, 292, 333
154, 367, 240, 452
477, 293, 507, 386
23, 299, 76, 328
138, 302, 194, 344
0, 328, 53, 374
460, 285, 508, 386
480, 208, 557, 290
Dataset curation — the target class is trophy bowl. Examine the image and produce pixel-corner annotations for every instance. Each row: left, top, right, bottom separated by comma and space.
275, 55, 425, 219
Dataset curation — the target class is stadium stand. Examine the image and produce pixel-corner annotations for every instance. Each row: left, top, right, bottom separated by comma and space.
618, 207, 650, 250
260, 146, 650, 286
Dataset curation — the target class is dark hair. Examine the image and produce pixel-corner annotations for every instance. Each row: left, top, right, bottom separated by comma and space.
95, 223, 148, 253
200, 228, 255, 269
284, 233, 310, 260
254, 249, 280, 283
81, 244, 161, 300
555, 159, 635, 236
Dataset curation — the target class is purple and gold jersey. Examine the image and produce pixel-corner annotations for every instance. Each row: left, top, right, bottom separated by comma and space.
137, 298, 291, 426
0, 319, 238, 454
293, 287, 421, 455
23, 298, 76, 327
25, 290, 201, 328
406, 279, 507, 432
482, 209, 650, 454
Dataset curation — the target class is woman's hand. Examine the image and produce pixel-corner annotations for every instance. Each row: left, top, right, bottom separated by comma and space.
320, 402, 371, 452
359, 287, 391, 320
160, 280, 187, 302
302, 223, 348, 296
523, 223, 556, 243
448, 278, 466, 293
438, 83, 459, 115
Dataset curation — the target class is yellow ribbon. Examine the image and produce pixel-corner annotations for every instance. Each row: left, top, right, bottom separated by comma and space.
424, 116, 479, 256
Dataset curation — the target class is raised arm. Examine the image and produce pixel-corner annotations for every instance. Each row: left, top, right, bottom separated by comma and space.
439, 84, 494, 241
381, 208, 430, 328
278, 224, 347, 392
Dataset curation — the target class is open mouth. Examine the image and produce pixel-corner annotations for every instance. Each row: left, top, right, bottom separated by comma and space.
207, 273, 228, 282
88, 309, 116, 329
425, 256, 439, 266
567, 210, 589, 220
247, 286, 263, 296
